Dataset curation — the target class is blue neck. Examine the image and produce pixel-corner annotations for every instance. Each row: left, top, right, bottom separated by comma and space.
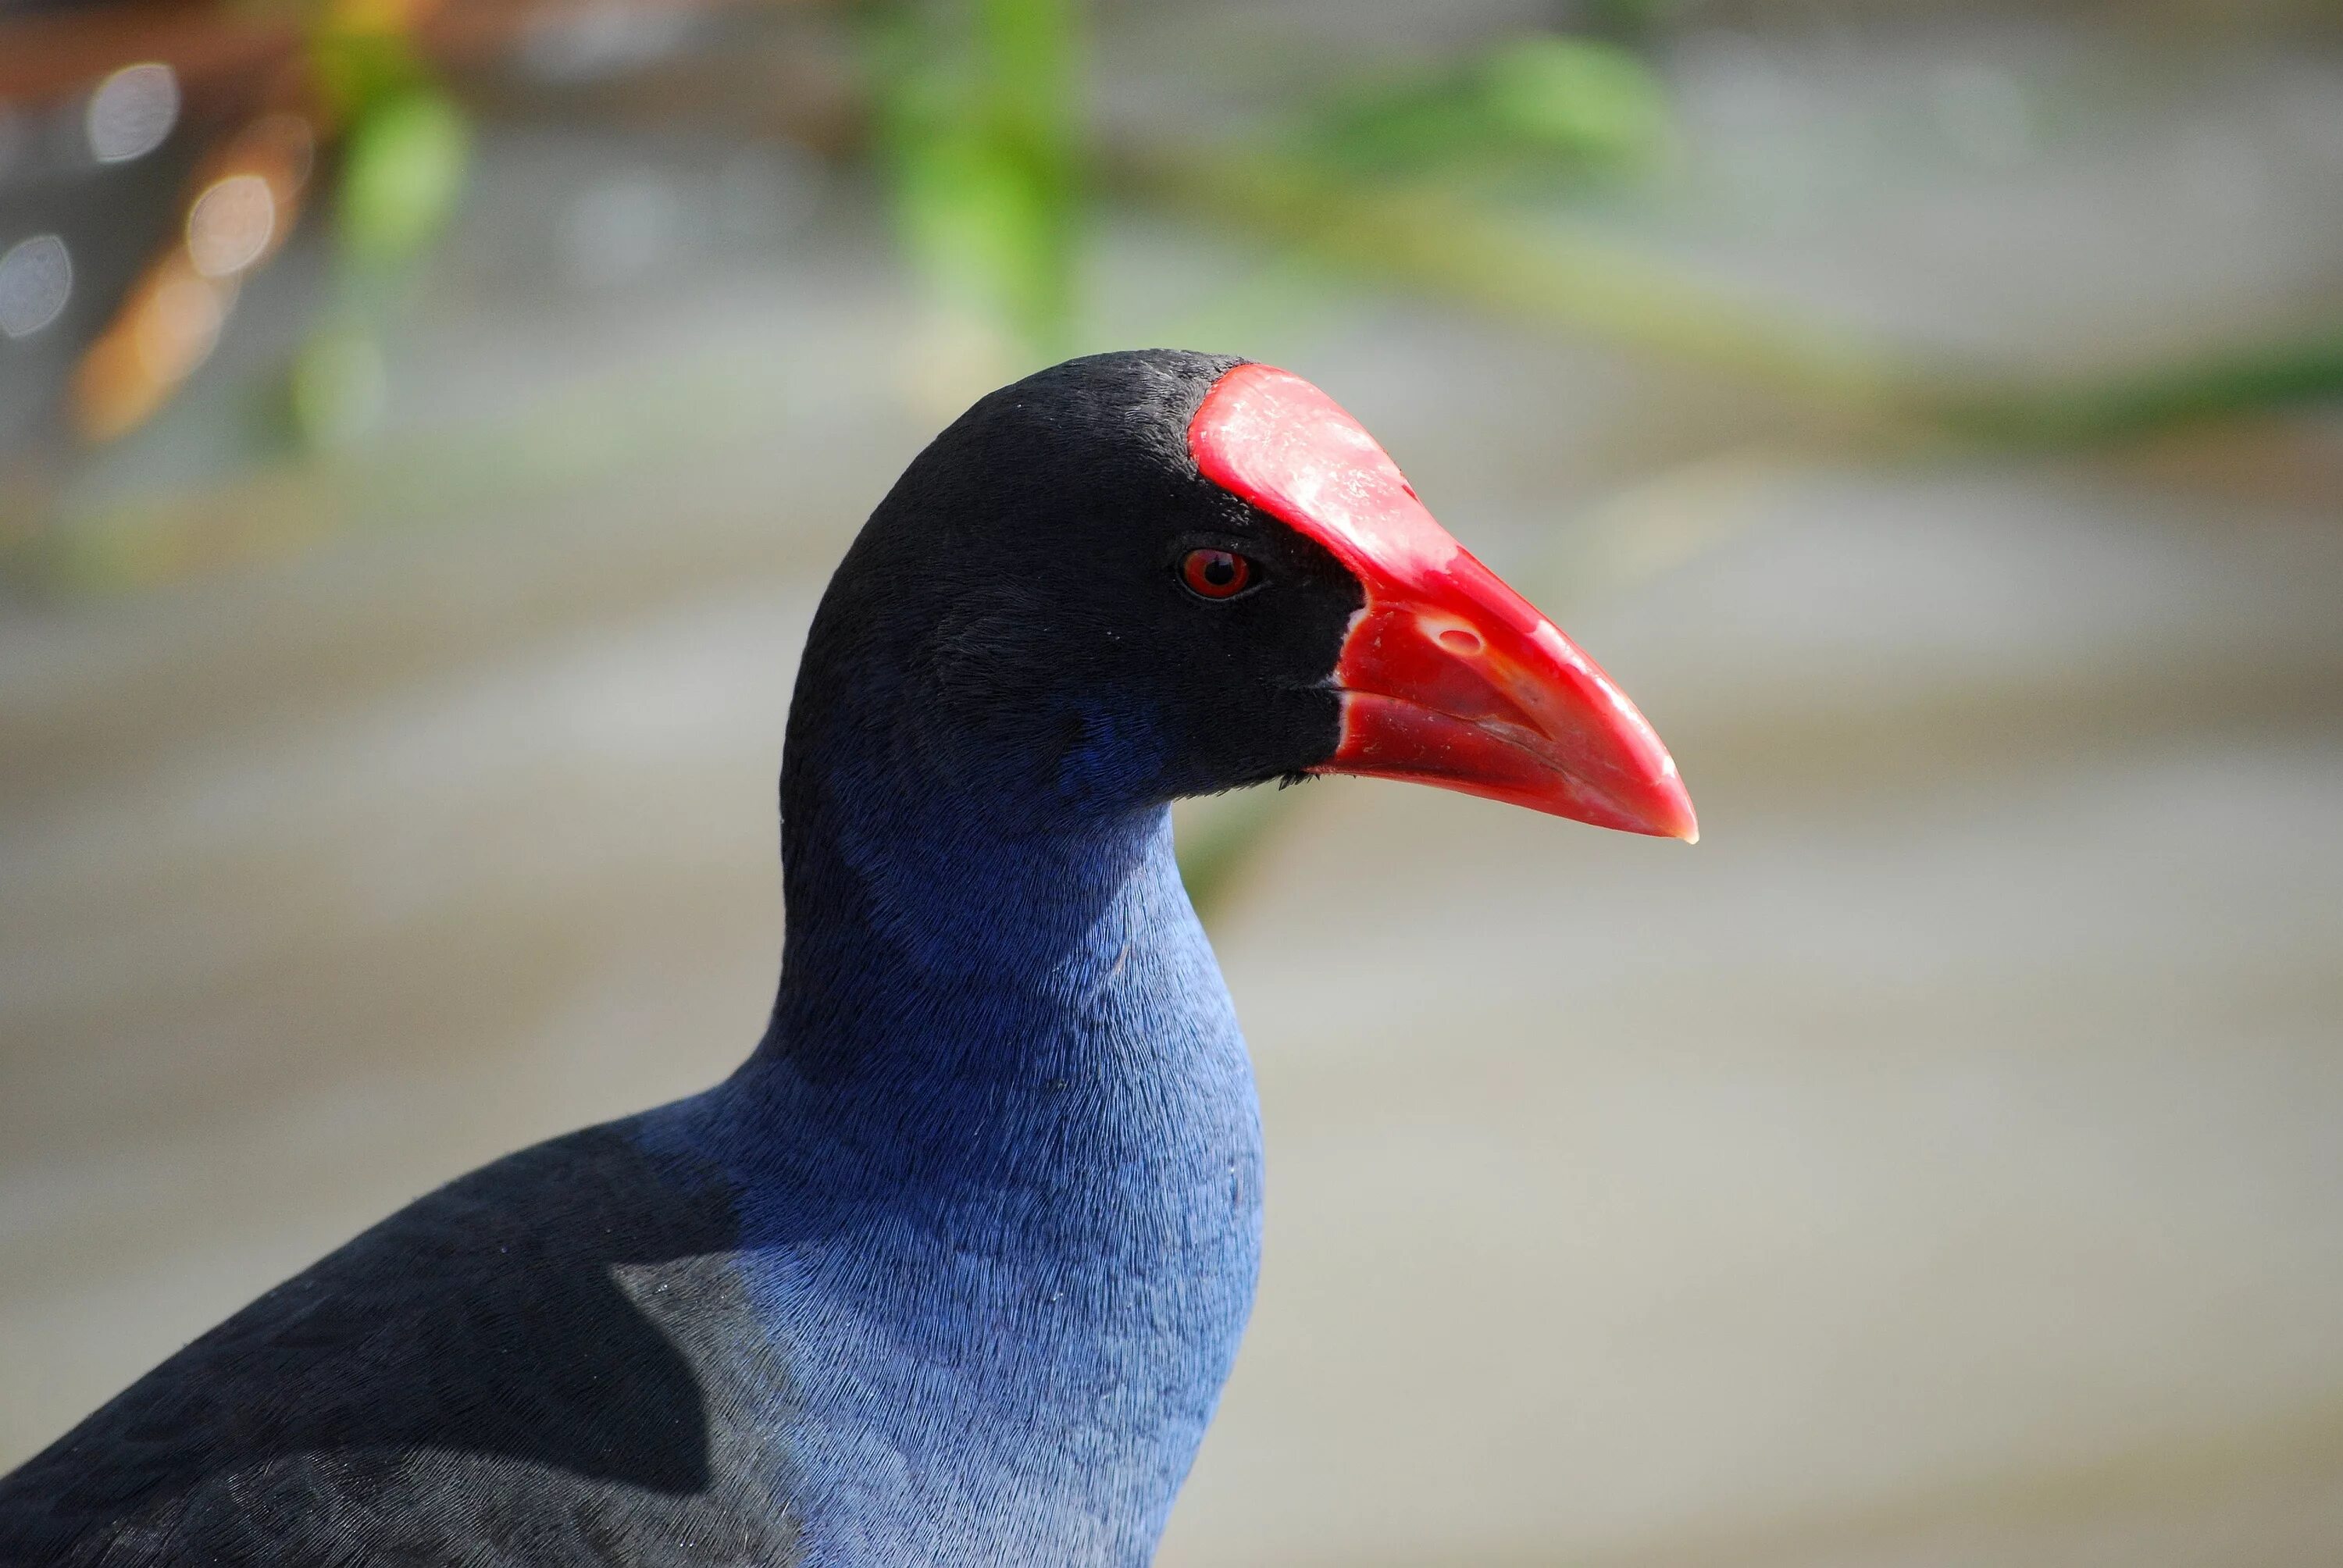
669, 747, 1263, 1563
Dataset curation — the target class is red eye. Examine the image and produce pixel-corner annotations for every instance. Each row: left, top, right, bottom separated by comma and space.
1179, 548, 1253, 600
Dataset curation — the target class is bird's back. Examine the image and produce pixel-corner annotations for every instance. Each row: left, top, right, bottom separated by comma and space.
0, 1123, 800, 1568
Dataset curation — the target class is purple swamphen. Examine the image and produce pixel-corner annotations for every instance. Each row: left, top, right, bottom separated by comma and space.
0, 351, 1695, 1566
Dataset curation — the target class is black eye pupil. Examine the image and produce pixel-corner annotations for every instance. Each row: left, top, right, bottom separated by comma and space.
1204, 558, 1235, 586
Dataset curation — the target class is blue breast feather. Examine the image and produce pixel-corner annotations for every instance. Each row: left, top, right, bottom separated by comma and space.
637, 790, 1264, 1566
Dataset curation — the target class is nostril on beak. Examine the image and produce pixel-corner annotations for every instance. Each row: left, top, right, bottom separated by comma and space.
1437, 627, 1483, 655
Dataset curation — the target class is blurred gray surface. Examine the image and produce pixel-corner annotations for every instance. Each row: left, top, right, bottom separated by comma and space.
5, 10, 2343, 1565
7, 375, 2341, 1565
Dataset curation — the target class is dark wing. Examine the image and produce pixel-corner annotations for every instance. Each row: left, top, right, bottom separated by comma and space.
0, 1124, 800, 1568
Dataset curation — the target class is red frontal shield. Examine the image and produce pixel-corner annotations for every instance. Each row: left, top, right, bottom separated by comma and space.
1189, 363, 1697, 841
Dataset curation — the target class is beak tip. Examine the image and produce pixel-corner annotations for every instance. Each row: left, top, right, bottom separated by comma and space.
1635, 762, 1699, 844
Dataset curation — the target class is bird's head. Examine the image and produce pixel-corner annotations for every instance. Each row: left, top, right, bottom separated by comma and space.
789, 350, 1696, 843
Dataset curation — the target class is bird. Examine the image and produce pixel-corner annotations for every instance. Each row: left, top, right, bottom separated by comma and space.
0, 350, 1696, 1567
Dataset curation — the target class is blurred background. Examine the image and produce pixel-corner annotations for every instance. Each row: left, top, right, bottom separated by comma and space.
4, 0, 2342, 1561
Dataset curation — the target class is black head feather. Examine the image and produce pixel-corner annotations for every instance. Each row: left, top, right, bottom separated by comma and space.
783, 349, 1364, 849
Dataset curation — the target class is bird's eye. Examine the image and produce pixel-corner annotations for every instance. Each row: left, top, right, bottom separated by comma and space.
1179, 548, 1254, 600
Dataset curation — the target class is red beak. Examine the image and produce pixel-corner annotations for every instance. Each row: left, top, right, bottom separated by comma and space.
1190, 364, 1698, 842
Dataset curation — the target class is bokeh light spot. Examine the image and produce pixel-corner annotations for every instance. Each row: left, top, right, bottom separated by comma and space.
0, 233, 73, 338
187, 175, 277, 277
86, 63, 180, 164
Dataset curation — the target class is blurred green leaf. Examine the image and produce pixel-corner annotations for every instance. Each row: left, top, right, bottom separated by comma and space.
337, 90, 472, 269
1480, 37, 1672, 163
289, 324, 389, 451
868, 0, 1086, 358
308, 2, 432, 122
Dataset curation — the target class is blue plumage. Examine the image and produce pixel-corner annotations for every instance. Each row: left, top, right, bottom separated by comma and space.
648, 804, 1261, 1563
